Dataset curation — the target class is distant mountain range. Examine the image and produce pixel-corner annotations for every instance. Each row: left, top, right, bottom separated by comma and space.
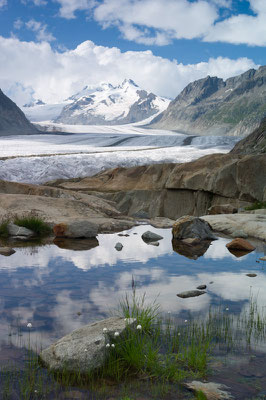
149, 66, 266, 136
0, 89, 38, 136
55, 79, 170, 125
22, 79, 170, 125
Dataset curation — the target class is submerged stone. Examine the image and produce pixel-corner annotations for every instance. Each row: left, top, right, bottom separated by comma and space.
185, 380, 233, 399
141, 231, 163, 242
115, 242, 123, 251
197, 284, 207, 290
177, 290, 206, 298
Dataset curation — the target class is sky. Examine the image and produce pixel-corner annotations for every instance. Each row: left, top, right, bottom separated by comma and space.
0, 0, 266, 105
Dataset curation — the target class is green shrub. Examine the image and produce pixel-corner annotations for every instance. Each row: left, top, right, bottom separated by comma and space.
13, 214, 51, 236
245, 201, 266, 211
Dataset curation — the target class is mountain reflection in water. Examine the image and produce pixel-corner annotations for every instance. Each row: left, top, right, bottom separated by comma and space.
0, 224, 265, 352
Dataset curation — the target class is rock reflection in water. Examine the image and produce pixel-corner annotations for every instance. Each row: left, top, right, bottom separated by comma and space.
53, 238, 99, 251
172, 238, 212, 259
227, 248, 252, 258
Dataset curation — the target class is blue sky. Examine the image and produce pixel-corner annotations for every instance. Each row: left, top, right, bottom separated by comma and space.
0, 0, 265, 104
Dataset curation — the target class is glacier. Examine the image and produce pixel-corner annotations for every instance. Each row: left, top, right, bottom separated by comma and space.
0, 124, 239, 184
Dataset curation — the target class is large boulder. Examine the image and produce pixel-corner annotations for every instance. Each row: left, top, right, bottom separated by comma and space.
53, 221, 98, 238
172, 216, 217, 240
40, 317, 136, 373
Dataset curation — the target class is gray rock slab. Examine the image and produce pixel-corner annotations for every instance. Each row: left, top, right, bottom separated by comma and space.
40, 317, 136, 373
54, 220, 98, 238
202, 214, 266, 241
231, 230, 248, 239
141, 231, 163, 242
177, 290, 206, 298
0, 247, 15, 256
7, 223, 34, 237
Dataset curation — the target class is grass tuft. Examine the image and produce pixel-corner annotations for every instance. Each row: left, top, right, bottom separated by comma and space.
13, 213, 51, 236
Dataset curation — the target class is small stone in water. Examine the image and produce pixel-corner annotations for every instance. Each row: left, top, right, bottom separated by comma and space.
197, 284, 207, 290
115, 242, 123, 251
246, 273, 257, 277
177, 290, 206, 298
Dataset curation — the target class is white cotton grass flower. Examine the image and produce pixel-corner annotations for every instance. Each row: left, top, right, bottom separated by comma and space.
114, 331, 120, 337
225, 307, 229, 311
106, 343, 110, 348
167, 311, 171, 314
178, 332, 181, 336
136, 324, 142, 330
84, 349, 88, 352
27, 323, 32, 328
103, 327, 108, 333
111, 344, 115, 348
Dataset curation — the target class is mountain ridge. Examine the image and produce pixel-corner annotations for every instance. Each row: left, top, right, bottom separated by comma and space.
149, 66, 266, 137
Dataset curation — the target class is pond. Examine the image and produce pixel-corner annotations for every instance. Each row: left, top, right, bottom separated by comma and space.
1, 225, 266, 399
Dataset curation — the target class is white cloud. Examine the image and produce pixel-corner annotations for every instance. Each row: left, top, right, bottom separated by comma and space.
204, 0, 266, 45
51, 0, 266, 47
0, 36, 257, 105
0, 0, 7, 8
14, 18, 24, 30
25, 19, 55, 42
21, 0, 47, 5
93, 0, 218, 45
56, 0, 95, 19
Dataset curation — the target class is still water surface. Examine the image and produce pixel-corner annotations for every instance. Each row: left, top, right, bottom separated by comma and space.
1, 225, 266, 398
1, 225, 266, 349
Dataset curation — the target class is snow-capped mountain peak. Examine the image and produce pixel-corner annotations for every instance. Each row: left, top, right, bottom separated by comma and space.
55, 79, 170, 125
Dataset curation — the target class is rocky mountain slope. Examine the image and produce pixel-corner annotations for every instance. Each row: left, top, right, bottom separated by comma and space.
0, 89, 38, 136
231, 116, 266, 154
54, 79, 170, 125
149, 66, 266, 137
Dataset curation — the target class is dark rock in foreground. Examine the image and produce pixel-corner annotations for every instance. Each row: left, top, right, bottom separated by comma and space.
172, 216, 216, 240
